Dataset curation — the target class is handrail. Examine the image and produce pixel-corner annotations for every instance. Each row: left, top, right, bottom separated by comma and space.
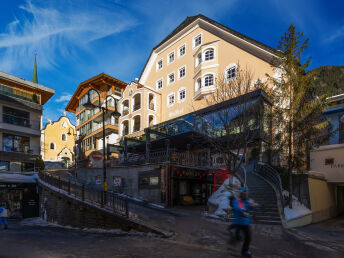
38, 171, 129, 218
254, 163, 285, 215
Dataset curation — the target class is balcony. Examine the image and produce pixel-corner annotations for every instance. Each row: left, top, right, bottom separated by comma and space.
0, 83, 41, 104
0, 113, 41, 136
194, 86, 216, 100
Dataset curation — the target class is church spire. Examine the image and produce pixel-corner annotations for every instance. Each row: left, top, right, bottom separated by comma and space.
32, 51, 38, 83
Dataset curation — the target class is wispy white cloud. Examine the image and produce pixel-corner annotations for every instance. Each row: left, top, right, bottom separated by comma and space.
55, 94, 72, 103
0, 0, 138, 73
325, 25, 344, 43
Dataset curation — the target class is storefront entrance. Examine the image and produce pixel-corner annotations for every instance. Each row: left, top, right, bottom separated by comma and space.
172, 167, 212, 206
0, 183, 39, 219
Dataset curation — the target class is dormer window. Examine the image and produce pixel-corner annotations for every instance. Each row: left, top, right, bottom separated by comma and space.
204, 48, 214, 61
194, 34, 202, 48
168, 51, 175, 64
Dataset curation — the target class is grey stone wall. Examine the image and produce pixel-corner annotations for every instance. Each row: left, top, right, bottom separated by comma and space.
39, 183, 163, 234
75, 164, 164, 204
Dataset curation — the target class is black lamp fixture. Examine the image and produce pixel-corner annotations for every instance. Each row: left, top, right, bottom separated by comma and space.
83, 91, 96, 110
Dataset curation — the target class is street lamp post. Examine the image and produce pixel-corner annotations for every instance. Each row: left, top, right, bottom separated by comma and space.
83, 89, 121, 205
67, 127, 76, 168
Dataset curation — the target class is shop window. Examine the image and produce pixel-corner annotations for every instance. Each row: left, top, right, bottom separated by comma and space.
138, 170, 160, 189
0, 161, 9, 171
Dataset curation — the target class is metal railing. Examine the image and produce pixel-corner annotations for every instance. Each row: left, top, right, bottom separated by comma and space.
1, 113, 40, 130
38, 171, 129, 217
254, 163, 285, 213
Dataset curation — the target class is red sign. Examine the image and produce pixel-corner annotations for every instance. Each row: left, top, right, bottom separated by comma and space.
90, 151, 103, 161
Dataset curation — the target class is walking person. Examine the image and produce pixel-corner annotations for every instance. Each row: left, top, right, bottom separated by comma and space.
232, 187, 254, 257
0, 202, 8, 229
228, 195, 241, 240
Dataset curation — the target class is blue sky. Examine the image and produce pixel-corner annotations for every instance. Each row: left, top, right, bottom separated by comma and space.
0, 0, 343, 125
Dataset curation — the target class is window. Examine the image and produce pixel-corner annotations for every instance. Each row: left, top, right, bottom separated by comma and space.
133, 115, 141, 132
204, 48, 214, 61
204, 74, 214, 87
3, 106, 30, 128
138, 171, 160, 189
168, 51, 175, 64
62, 134, 67, 141
196, 53, 202, 67
178, 66, 186, 79
178, 88, 186, 102
156, 79, 163, 90
157, 59, 163, 70
148, 93, 155, 111
132, 93, 141, 112
50, 143, 55, 150
122, 99, 129, 116
226, 66, 237, 81
0, 161, 9, 171
167, 93, 175, 106
196, 78, 202, 90
3, 134, 30, 153
194, 34, 202, 48
179, 44, 186, 57
122, 120, 129, 136
168, 73, 175, 85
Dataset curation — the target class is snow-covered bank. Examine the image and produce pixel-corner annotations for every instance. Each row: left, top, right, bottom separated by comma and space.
283, 190, 312, 221
207, 177, 241, 216
0, 172, 37, 183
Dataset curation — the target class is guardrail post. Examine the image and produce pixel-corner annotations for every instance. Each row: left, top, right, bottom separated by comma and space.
125, 198, 129, 218
82, 184, 85, 201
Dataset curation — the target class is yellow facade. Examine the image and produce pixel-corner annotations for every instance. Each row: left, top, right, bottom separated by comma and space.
308, 175, 337, 223
119, 15, 277, 138
41, 116, 75, 165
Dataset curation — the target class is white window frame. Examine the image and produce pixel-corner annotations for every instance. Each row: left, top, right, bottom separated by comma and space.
131, 114, 141, 133
178, 65, 186, 80
224, 63, 238, 82
121, 119, 130, 136
156, 58, 163, 71
203, 73, 215, 87
178, 87, 186, 103
147, 92, 156, 111
131, 92, 142, 113
195, 77, 202, 91
167, 72, 175, 85
193, 33, 202, 49
156, 78, 163, 90
203, 47, 215, 62
167, 92, 175, 107
178, 43, 186, 58
147, 114, 156, 127
167, 50, 175, 64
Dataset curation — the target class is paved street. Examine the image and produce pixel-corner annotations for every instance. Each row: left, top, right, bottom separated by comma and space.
1, 211, 344, 258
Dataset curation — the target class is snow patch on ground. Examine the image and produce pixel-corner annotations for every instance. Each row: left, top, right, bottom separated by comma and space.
207, 177, 241, 216
20, 217, 158, 236
283, 190, 312, 221
0, 172, 37, 183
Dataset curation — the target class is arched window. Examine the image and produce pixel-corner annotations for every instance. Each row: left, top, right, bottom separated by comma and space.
132, 93, 141, 112
196, 53, 202, 67
122, 99, 129, 116
121, 120, 129, 136
204, 74, 214, 87
62, 134, 67, 141
196, 78, 202, 90
148, 93, 155, 111
204, 48, 214, 61
50, 143, 55, 150
339, 115, 344, 144
132, 115, 141, 132
148, 115, 155, 127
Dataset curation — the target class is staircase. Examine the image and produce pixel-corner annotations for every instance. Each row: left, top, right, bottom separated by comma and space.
245, 172, 282, 225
